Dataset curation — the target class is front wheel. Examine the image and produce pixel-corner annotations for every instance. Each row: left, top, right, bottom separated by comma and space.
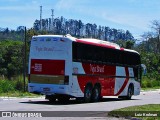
126, 85, 134, 100
118, 85, 134, 100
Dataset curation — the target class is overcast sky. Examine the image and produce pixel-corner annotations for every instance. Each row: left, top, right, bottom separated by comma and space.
1, 0, 160, 38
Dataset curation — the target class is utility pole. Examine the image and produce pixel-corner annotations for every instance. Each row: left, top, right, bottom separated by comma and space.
158, 28, 160, 53
40, 6, 42, 30
51, 9, 54, 32
23, 26, 27, 92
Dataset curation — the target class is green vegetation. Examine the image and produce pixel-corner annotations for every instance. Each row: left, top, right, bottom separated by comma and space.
0, 91, 40, 98
0, 75, 25, 92
0, 75, 41, 97
108, 104, 160, 120
0, 40, 24, 80
141, 76, 160, 88
139, 52, 160, 88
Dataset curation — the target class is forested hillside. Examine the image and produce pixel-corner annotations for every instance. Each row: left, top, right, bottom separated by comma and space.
33, 16, 134, 41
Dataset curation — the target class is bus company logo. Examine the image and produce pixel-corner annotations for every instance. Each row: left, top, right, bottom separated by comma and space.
36, 46, 54, 52
90, 64, 105, 73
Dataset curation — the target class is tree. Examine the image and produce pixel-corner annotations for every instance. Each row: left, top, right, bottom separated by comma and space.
125, 30, 133, 40
125, 40, 135, 49
141, 20, 160, 53
0, 41, 23, 80
151, 20, 160, 53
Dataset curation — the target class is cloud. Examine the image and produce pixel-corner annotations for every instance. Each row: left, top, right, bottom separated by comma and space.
54, 0, 89, 12
0, 0, 39, 11
102, 12, 146, 29
55, 0, 75, 10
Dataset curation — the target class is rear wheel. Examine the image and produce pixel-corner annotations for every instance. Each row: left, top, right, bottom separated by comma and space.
84, 85, 92, 103
91, 86, 101, 102
58, 96, 70, 103
46, 95, 56, 102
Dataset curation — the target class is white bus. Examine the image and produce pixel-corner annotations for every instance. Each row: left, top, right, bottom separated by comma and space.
28, 34, 141, 102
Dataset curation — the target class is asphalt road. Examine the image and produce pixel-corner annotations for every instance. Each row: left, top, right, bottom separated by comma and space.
0, 90, 160, 119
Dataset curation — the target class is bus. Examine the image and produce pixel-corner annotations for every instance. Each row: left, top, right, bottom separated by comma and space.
28, 34, 141, 102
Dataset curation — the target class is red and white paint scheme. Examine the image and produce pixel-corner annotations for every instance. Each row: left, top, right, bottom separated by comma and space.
28, 34, 141, 102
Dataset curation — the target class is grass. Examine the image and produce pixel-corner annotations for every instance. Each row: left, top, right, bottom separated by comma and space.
108, 104, 160, 120
0, 76, 42, 97
142, 86, 160, 91
0, 91, 42, 98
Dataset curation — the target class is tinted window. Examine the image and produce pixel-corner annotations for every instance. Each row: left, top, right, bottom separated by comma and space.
72, 42, 141, 66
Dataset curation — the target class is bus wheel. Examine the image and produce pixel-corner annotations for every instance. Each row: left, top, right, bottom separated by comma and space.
46, 95, 56, 102
126, 85, 133, 100
91, 86, 101, 102
84, 85, 92, 103
58, 96, 70, 103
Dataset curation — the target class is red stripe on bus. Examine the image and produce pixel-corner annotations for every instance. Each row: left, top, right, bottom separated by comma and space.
76, 39, 116, 49
30, 59, 65, 75
114, 67, 129, 96
120, 48, 125, 50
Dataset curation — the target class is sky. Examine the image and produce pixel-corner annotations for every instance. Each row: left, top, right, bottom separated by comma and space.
0, 0, 160, 39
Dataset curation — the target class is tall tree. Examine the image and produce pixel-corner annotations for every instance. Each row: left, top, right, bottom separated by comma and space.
151, 20, 160, 53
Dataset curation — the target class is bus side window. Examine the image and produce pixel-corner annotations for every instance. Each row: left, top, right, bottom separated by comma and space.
120, 52, 124, 65
86, 45, 92, 62
92, 46, 97, 62
138, 65, 142, 81
133, 67, 138, 81
77, 43, 83, 61
101, 49, 105, 63
72, 42, 77, 61
82, 44, 87, 61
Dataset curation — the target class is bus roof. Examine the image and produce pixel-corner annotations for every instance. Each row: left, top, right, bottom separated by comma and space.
123, 48, 140, 55
32, 34, 77, 41
76, 38, 139, 55
76, 38, 120, 49
32, 34, 139, 55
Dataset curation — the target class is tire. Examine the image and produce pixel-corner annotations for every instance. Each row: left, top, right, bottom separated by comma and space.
126, 85, 133, 100
58, 96, 70, 103
76, 97, 84, 102
91, 86, 101, 102
84, 85, 92, 103
118, 96, 126, 99
46, 95, 56, 102
118, 85, 134, 100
